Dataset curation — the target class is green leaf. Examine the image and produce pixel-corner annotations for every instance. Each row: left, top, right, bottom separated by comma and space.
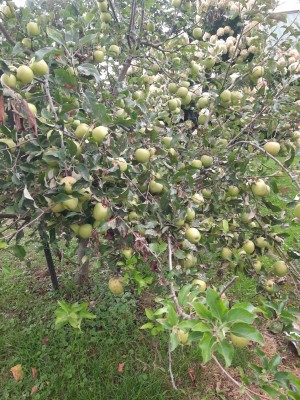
140, 322, 154, 330
191, 322, 212, 332
284, 147, 295, 168
217, 340, 234, 367
225, 308, 256, 324
192, 302, 212, 320
79, 34, 98, 47
57, 300, 72, 313
145, 308, 154, 320
0, 241, 8, 249
46, 27, 65, 46
79, 311, 96, 320
35, 47, 62, 61
222, 220, 229, 233
205, 288, 228, 321
230, 323, 264, 344
199, 332, 216, 364
178, 284, 193, 306
12, 245, 26, 260
166, 304, 178, 327
170, 331, 179, 352
76, 164, 90, 181
78, 63, 101, 83
177, 320, 199, 329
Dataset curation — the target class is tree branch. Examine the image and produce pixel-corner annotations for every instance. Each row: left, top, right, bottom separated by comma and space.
107, 0, 119, 22
0, 21, 16, 46
168, 337, 178, 391
219, 276, 239, 296
44, 77, 58, 122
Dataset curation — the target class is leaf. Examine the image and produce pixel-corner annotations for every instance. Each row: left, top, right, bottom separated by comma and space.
31, 368, 38, 378
199, 332, 216, 364
140, 322, 154, 329
225, 308, 256, 324
118, 363, 125, 373
0, 241, 8, 249
35, 47, 62, 61
78, 63, 101, 82
217, 340, 234, 367
284, 147, 295, 168
192, 302, 212, 320
10, 364, 24, 381
170, 331, 179, 352
31, 385, 39, 396
178, 284, 193, 306
46, 27, 65, 46
205, 288, 228, 321
145, 308, 154, 320
166, 304, 178, 327
191, 322, 212, 332
230, 323, 264, 344
23, 186, 35, 201
76, 164, 90, 181
79, 34, 98, 47
12, 245, 26, 260
222, 220, 229, 233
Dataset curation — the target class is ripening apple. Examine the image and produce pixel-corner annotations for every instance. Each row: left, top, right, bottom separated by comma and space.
168, 99, 178, 111
78, 224, 93, 239
177, 86, 189, 98
109, 45, 120, 55
230, 333, 249, 348
273, 260, 288, 277
192, 193, 204, 205
92, 126, 108, 143
60, 176, 77, 194
220, 89, 232, 104
70, 223, 80, 234
108, 277, 124, 294
227, 186, 239, 197
17, 65, 34, 84
201, 155, 213, 167
122, 248, 133, 259
202, 57, 215, 68
263, 141, 280, 156
175, 218, 185, 227
135, 148, 150, 163
27, 22, 40, 36
191, 159, 202, 169
168, 83, 178, 94
2, 5, 14, 18
62, 196, 79, 211
221, 247, 232, 260
172, 0, 181, 8
162, 137, 172, 148
176, 329, 188, 344
0, 138, 16, 153
196, 97, 209, 109
255, 237, 268, 248
202, 189, 211, 199
193, 27, 203, 39
128, 211, 139, 222
22, 37, 31, 48
192, 279, 206, 292
185, 227, 201, 244
114, 157, 127, 172
253, 260, 262, 271
93, 50, 105, 63
100, 12, 112, 23
50, 202, 64, 213
99, 1, 108, 11
0, 73, 17, 89
243, 240, 255, 254
27, 103, 37, 115
252, 180, 268, 196
295, 203, 300, 218
265, 279, 275, 294
252, 66, 264, 79
75, 123, 90, 139
185, 208, 195, 221
30, 60, 49, 76
93, 203, 109, 221
149, 180, 164, 194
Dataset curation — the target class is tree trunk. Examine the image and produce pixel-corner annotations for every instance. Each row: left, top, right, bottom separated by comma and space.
75, 239, 90, 285
38, 224, 59, 290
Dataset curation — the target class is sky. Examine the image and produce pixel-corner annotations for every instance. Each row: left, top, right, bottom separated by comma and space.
13, 0, 300, 11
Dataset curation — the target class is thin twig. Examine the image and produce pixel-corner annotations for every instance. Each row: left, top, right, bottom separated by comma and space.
44, 77, 58, 122
1, 210, 47, 240
168, 336, 178, 391
219, 276, 239, 296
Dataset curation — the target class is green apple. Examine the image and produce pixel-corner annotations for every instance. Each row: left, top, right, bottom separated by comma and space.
128, 211, 139, 221
2, 5, 14, 18
78, 224, 93, 239
176, 329, 188, 344
108, 277, 124, 294
252, 66, 264, 79
193, 27, 203, 39
185, 227, 201, 244
192, 279, 206, 292
100, 12, 112, 23
196, 97, 209, 109
186, 207, 195, 221
273, 260, 288, 277
122, 248, 133, 259
62, 196, 79, 211
162, 136, 173, 148
70, 223, 80, 234
253, 260, 262, 271
0, 138, 16, 153
243, 240, 255, 254
109, 44, 120, 55
227, 186, 239, 197
191, 159, 202, 169
93, 203, 109, 221
192, 193, 204, 205
99, 1, 108, 11
30, 60, 49, 76
263, 141, 280, 156
202, 58, 215, 69
93, 50, 105, 63
50, 202, 64, 213
252, 180, 268, 196
17, 65, 34, 84
27, 103, 37, 115
0, 73, 17, 89
221, 247, 232, 260
60, 176, 77, 194
27, 22, 40, 36
75, 123, 90, 139
295, 203, 300, 218
114, 157, 127, 172
230, 333, 249, 348
255, 237, 268, 248
265, 279, 275, 294
202, 189, 211, 199
201, 155, 213, 167
172, 0, 181, 8
168, 99, 178, 111
168, 83, 178, 94
135, 148, 150, 163
92, 126, 108, 143
177, 87, 188, 98
149, 180, 164, 194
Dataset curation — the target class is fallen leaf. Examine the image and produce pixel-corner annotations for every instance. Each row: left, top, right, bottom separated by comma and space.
31, 368, 38, 378
31, 385, 38, 396
188, 368, 197, 386
42, 337, 49, 345
118, 362, 125, 373
10, 364, 24, 381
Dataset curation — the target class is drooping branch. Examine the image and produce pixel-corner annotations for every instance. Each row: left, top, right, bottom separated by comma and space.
0, 21, 16, 46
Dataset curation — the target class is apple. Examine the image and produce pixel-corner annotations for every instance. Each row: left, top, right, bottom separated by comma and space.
50, 202, 64, 213
60, 176, 77, 194
185, 227, 201, 244
0, 138, 16, 153
135, 148, 150, 163
149, 180, 164, 194
252, 180, 268, 196
62, 196, 79, 211
109, 45, 120, 55
176, 329, 188, 344
162, 136, 172, 148
186, 207, 195, 221
0, 73, 17, 89
295, 203, 300, 218
182, 253, 197, 269
108, 277, 124, 295
16, 66, 34, 84
92, 126, 108, 143
72, 119, 81, 128
263, 141, 280, 156
198, 114, 207, 125
147, 22, 155, 32
192, 193, 204, 205
122, 248, 133, 259
192, 279, 206, 292
27, 22, 40, 36
2, 5, 14, 18
168, 83, 178, 94
115, 157, 127, 172
101, 12, 112, 23
273, 260, 288, 277
202, 58, 215, 68
240, 213, 251, 224
253, 260, 262, 271
99, 1, 108, 11
27, 103, 37, 115
231, 91, 243, 105
168, 99, 178, 111
220, 89, 232, 104
201, 155, 213, 167
94, 50, 105, 63
221, 247, 232, 260
78, 224, 93, 239
255, 237, 268, 248
128, 211, 139, 221
193, 27, 203, 39
30, 60, 49, 76
175, 219, 185, 227
93, 203, 109, 221
252, 66, 264, 79
196, 97, 209, 109
227, 186, 239, 197
230, 333, 249, 348
243, 240, 255, 254
172, 0, 181, 8
191, 159, 202, 169
70, 223, 80, 234
177, 87, 188, 98
75, 123, 90, 139
265, 279, 275, 294
202, 189, 211, 199
133, 90, 144, 100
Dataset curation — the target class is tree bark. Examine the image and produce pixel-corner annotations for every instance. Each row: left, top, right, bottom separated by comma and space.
38, 224, 59, 290
75, 239, 90, 285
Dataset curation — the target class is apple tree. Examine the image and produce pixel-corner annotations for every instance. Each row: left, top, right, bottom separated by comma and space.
0, 0, 300, 396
